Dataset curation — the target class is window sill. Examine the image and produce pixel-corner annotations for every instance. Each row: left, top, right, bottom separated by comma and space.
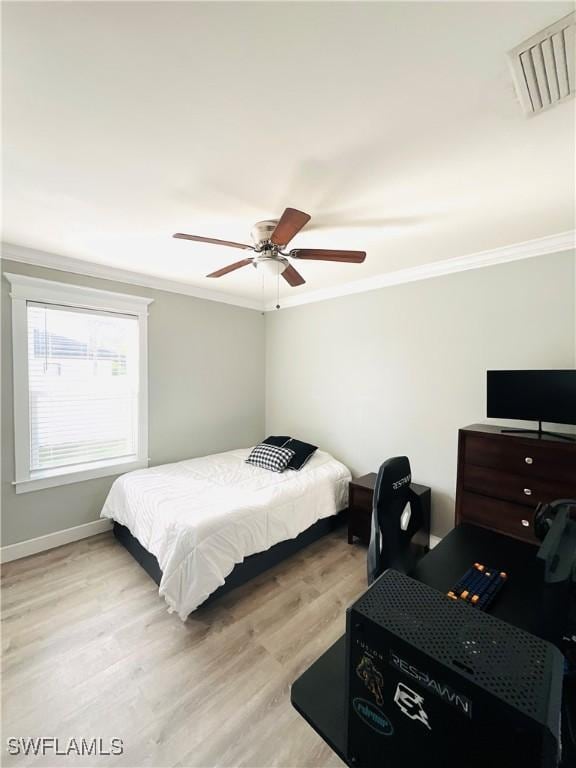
13, 457, 149, 494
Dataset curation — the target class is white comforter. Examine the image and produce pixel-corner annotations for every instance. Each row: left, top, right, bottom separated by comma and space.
101, 448, 351, 618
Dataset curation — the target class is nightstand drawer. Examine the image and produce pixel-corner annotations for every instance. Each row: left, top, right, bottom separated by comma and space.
348, 474, 377, 545
348, 507, 371, 544
350, 485, 373, 509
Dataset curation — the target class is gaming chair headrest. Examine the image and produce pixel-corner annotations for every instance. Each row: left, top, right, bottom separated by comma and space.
373, 456, 412, 516
368, 456, 417, 585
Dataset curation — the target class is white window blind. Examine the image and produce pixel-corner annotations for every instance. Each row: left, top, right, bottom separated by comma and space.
27, 302, 140, 473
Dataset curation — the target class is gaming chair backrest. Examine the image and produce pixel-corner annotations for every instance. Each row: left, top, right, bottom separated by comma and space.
367, 456, 412, 584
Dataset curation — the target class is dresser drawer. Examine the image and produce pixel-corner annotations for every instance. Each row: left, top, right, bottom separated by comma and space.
464, 435, 576, 483
463, 464, 576, 508
460, 491, 538, 545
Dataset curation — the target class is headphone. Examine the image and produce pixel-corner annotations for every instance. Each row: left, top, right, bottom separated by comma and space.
533, 499, 576, 542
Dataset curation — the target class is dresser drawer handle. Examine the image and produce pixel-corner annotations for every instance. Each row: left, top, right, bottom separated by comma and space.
521, 519, 530, 527
523, 488, 532, 496
524, 456, 533, 465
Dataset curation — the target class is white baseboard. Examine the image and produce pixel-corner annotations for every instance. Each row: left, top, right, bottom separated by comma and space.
0, 518, 112, 563
429, 534, 442, 549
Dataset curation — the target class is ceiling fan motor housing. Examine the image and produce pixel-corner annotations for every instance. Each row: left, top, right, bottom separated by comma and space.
251, 220, 279, 247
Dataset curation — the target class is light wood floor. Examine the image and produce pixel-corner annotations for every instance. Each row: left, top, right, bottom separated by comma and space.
2, 528, 367, 767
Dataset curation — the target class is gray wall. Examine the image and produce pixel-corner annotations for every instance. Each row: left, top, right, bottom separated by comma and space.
3, 251, 575, 547
1, 259, 265, 545
265, 251, 576, 538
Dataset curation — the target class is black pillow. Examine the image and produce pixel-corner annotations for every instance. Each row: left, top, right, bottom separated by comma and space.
262, 435, 291, 447
284, 439, 318, 470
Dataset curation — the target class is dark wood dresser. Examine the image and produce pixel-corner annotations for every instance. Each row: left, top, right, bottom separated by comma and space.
455, 424, 576, 545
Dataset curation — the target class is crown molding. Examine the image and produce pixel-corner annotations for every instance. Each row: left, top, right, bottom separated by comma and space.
1, 243, 262, 311
264, 230, 576, 311
2, 231, 574, 314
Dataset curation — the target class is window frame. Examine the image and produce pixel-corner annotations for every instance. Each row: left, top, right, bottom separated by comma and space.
5, 273, 153, 494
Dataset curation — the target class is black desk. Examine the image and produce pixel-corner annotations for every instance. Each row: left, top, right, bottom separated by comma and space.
409, 523, 543, 633
291, 523, 574, 766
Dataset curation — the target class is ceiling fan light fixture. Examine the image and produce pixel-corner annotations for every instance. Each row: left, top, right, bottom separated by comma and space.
257, 259, 287, 277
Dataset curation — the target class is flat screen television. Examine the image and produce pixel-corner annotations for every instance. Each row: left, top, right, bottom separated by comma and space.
487, 370, 576, 438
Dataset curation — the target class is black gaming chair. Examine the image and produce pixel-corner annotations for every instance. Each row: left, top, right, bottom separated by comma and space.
367, 456, 426, 584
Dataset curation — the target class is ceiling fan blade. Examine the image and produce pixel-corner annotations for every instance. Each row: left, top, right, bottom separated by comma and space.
289, 248, 366, 263
207, 258, 254, 278
270, 208, 311, 246
282, 264, 306, 287
173, 233, 253, 250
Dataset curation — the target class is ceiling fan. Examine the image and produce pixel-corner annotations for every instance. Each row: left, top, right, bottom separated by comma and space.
173, 207, 366, 287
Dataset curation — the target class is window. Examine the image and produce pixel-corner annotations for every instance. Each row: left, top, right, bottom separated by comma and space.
28, 304, 139, 472
6, 273, 152, 493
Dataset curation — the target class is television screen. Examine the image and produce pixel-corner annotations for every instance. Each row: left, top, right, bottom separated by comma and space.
487, 370, 576, 426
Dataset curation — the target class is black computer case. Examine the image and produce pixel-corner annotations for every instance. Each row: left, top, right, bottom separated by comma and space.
346, 570, 563, 768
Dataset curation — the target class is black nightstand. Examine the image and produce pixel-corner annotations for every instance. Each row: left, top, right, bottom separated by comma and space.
347, 473, 431, 548
347, 473, 377, 544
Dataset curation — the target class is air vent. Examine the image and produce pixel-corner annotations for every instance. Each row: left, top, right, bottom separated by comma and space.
508, 12, 575, 115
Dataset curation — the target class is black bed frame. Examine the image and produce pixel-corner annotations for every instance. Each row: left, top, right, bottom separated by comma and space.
113, 511, 346, 611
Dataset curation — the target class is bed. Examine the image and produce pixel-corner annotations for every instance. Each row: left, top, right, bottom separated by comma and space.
101, 446, 351, 618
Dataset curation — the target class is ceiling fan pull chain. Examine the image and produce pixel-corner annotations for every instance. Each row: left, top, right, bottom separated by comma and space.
276, 271, 280, 310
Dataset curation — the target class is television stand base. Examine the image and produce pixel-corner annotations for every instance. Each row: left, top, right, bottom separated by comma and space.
500, 421, 576, 443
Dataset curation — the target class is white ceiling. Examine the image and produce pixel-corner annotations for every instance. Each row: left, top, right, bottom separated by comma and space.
3, 1, 575, 305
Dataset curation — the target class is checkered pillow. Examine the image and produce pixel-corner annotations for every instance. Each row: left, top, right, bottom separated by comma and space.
246, 443, 295, 473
